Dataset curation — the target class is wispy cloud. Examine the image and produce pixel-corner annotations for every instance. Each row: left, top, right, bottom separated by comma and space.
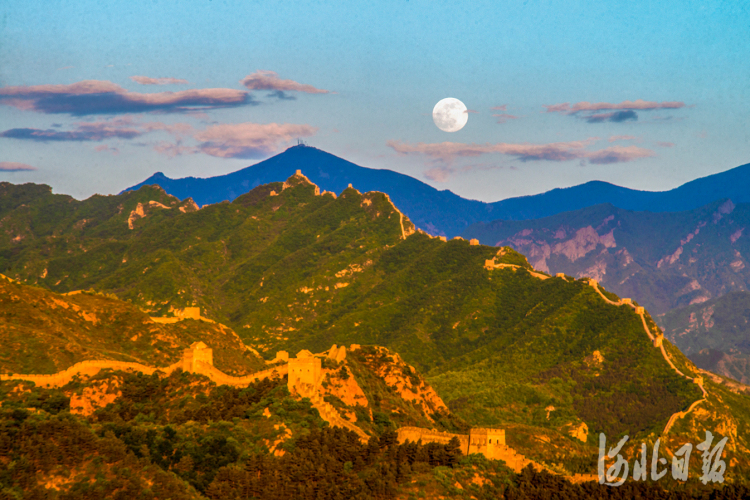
586, 145, 655, 164
267, 90, 297, 101
94, 144, 120, 155
240, 70, 330, 94
1, 115, 316, 161
0, 161, 36, 171
0, 80, 253, 115
656, 141, 675, 148
608, 135, 637, 142
493, 113, 520, 124
0, 117, 143, 142
194, 122, 318, 159
544, 99, 686, 114
585, 110, 638, 123
544, 99, 686, 124
130, 76, 189, 85
388, 139, 654, 166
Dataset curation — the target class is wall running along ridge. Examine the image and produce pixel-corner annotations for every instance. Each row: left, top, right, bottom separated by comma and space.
586, 279, 708, 435
0, 342, 369, 441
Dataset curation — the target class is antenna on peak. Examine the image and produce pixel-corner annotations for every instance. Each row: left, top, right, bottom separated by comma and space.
296, 138, 307, 147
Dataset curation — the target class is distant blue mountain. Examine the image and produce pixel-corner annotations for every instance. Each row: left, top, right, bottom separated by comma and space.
124, 145, 750, 237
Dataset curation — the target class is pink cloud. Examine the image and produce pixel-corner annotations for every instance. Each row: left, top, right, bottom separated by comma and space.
388, 138, 654, 165
130, 76, 189, 85
141, 121, 194, 138
94, 144, 120, 155
240, 70, 330, 94
586, 145, 655, 164
543, 102, 571, 113
0, 161, 36, 171
153, 141, 197, 158
608, 135, 637, 142
194, 122, 318, 159
545, 99, 686, 114
424, 167, 452, 182
388, 138, 598, 163
465, 109, 479, 114
493, 113, 519, 124
656, 141, 675, 148
0, 80, 252, 115
490, 105, 508, 111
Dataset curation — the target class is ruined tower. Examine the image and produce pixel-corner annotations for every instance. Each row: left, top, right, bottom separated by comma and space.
182, 341, 213, 373
288, 350, 322, 395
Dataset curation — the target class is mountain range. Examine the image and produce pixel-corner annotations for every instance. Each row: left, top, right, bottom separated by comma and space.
125, 144, 750, 238
3, 172, 750, 496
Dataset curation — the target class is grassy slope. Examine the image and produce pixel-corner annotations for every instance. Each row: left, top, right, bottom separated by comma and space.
0, 278, 264, 375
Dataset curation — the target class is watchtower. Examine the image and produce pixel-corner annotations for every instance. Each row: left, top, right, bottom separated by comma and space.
468, 428, 506, 457
182, 341, 213, 373
288, 350, 322, 393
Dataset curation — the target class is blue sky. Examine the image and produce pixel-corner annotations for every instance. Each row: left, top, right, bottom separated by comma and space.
1, 0, 749, 202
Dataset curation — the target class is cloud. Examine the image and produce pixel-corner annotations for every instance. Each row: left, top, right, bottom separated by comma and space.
94, 144, 119, 155
153, 140, 196, 157
586, 145, 655, 164
424, 166, 452, 182
608, 135, 637, 142
656, 141, 675, 148
141, 121, 194, 138
0, 80, 253, 115
545, 99, 686, 114
0, 161, 36, 171
267, 90, 297, 101
388, 138, 598, 163
490, 105, 508, 111
0, 118, 197, 144
388, 139, 654, 165
194, 122, 318, 159
542, 103, 571, 113
0, 117, 143, 142
585, 110, 638, 123
240, 70, 330, 94
493, 113, 519, 124
130, 76, 189, 85
465, 109, 479, 114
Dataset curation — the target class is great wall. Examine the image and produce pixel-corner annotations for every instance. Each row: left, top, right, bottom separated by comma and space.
585, 278, 709, 435
1, 242, 713, 475
0, 340, 367, 438
395, 426, 538, 472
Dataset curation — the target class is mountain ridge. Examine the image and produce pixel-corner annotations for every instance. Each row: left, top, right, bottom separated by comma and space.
123, 144, 750, 236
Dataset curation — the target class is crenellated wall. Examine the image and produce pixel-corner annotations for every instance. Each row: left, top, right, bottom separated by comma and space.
1, 343, 370, 443
396, 426, 530, 472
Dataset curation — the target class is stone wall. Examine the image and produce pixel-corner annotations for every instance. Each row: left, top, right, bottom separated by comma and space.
0, 360, 173, 388
2, 344, 385, 444
396, 425, 530, 472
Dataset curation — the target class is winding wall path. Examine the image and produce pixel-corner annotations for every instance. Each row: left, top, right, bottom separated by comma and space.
587, 279, 708, 435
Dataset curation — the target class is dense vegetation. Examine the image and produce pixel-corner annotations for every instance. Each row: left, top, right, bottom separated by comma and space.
0, 278, 263, 375
0, 177, 701, 436
2, 176, 750, 490
0, 373, 477, 500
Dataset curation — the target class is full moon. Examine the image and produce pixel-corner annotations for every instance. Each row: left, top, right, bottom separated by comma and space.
432, 98, 468, 132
